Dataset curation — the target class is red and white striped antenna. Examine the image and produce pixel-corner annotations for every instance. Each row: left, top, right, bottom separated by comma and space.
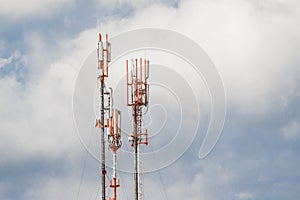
97, 33, 122, 200
126, 58, 150, 200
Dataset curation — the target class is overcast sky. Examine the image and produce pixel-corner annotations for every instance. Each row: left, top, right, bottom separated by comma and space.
1, 0, 300, 200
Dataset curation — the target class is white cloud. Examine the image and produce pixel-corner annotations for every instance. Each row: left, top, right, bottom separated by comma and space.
0, 0, 74, 18
0, 51, 26, 69
93, 0, 300, 117
99, 0, 178, 9
1, 0, 300, 199
0, 32, 90, 160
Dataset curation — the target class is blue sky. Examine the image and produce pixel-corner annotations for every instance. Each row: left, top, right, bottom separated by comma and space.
1, 0, 300, 199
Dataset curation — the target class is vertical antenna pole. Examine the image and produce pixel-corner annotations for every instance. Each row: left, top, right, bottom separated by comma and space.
101, 67, 106, 200
108, 109, 122, 200
97, 33, 112, 200
100, 34, 106, 200
134, 104, 138, 200
126, 58, 150, 200
126, 60, 129, 106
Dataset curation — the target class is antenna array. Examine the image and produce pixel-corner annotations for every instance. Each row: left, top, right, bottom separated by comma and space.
96, 34, 150, 200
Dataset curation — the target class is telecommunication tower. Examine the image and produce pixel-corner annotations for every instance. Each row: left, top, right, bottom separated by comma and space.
96, 33, 150, 200
96, 33, 122, 200
126, 58, 150, 200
